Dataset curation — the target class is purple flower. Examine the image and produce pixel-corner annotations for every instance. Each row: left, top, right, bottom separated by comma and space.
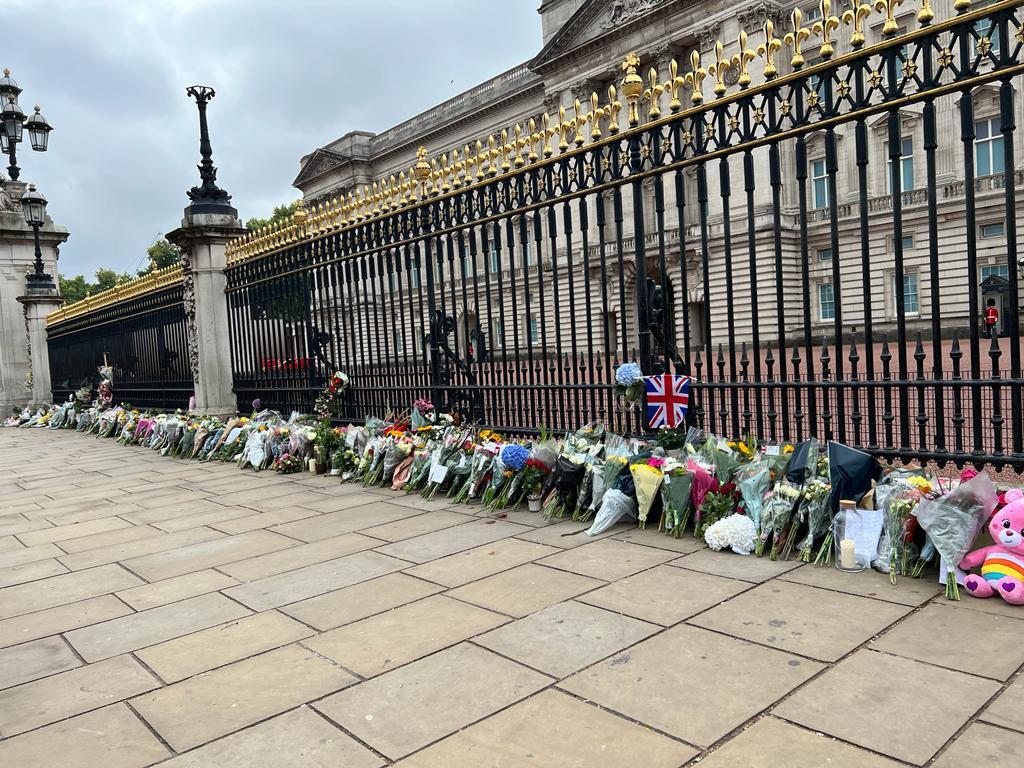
252, 398, 262, 411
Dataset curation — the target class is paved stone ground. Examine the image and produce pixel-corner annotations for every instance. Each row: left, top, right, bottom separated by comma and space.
1, 429, 1022, 767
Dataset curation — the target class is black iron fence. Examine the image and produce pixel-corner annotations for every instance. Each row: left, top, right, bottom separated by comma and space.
46, 266, 193, 410
223, 3, 1024, 470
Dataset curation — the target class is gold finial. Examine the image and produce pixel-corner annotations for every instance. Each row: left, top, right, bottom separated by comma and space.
784, 8, 812, 68
667, 58, 685, 111
917, 0, 934, 23
292, 200, 307, 228
590, 92, 603, 140
557, 105, 570, 151
607, 84, 622, 133
413, 146, 431, 189
499, 129, 511, 171
873, 0, 904, 36
683, 50, 707, 105
813, 0, 842, 59
475, 140, 487, 177
513, 124, 526, 166
540, 113, 553, 157
736, 31, 756, 88
527, 118, 539, 162
643, 67, 664, 117
953, 0, 970, 12
758, 19, 783, 78
487, 135, 499, 175
572, 99, 586, 146
620, 52, 644, 126
842, 1, 872, 47
708, 40, 734, 97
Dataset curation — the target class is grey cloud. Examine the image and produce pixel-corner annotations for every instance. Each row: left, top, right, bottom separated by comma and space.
0, 0, 540, 276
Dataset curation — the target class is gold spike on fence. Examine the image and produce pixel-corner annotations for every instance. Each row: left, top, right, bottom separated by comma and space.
46, 264, 184, 327
223, 0, 996, 266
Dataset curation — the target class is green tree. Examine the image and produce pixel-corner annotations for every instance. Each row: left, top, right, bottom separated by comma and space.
93, 268, 132, 292
245, 202, 297, 232
58, 274, 90, 304
138, 238, 181, 275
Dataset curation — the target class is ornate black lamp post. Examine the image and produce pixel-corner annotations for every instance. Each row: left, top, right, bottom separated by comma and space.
21, 183, 55, 293
183, 85, 236, 217
0, 69, 52, 181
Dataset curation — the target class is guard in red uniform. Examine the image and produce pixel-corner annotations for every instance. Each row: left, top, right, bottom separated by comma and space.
985, 299, 1000, 339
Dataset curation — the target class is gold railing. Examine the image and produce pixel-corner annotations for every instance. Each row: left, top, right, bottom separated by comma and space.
224, 0, 1012, 266
46, 264, 183, 328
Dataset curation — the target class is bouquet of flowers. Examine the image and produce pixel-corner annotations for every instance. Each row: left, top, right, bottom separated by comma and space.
411, 399, 435, 430
314, 371, 350, 419
630, 458, 665, 529
660, 459, 693, 537
492, 442, 529, 508
697, 482, 740, 539
274, 452, 304, 473
451, 442, 496, 503
915, 471, 998, 599
757, 480, 801, 558
331, 445, 360, 480
689, 458, 718, 536
614, 362, 645, 404
734, 460, 771, 537
519, 457, 551, 502
542, 452, 588, 519
796, 477, 832, 562
572, 463, 597, 521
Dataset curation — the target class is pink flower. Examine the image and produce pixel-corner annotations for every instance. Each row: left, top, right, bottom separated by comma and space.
648, 457, 666, 468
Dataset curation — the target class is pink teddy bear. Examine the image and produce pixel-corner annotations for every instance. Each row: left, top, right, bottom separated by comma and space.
960, 488, 1024, 605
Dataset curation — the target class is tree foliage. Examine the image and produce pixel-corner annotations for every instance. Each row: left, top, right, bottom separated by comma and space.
58, 238, 178, 306
245, 202, 297, 232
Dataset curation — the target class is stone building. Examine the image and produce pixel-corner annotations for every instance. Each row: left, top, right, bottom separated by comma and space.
290, 0, 1023, 374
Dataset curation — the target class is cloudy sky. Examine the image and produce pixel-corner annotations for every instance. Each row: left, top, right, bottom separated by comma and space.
2, 0, 542, 278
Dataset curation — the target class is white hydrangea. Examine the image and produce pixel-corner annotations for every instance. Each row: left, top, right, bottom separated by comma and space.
704, 513, 756, 555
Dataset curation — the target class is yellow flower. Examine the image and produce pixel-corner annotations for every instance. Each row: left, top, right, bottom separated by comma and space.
908, 476, 933, 493
783, 444, 795, 453
738, 442, 752, 456
726, 441, 737, 449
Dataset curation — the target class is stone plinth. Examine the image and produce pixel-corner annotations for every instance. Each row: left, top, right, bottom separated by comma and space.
17, 290, 63, 408
0, 180, 69, 412
166, 211, 246, 417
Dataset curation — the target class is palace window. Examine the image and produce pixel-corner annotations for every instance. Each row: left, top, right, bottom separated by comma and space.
811, 159, 829, 209
895, 273, 920, 314
604, 310, 618, 352
525, 293, 539, 345
488, 239, 501, 274
974, 19, 1001, 56
886, 136, 915, 193
818, 247, 832, 261
490, 312, 504, 349
819, 282, 835, 320
981, 264, 1009, 281
980, 222, 1005, 239
975, 117, 1004, 176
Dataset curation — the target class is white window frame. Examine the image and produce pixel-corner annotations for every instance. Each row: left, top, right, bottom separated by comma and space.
975, 116, 1003, 177
811, 158, 829, 209
980, 221, 1006, 239
894, 272, 920, 316
886, 136, 914, 193
981, 264, 1009, 281
818, 282, 835, 321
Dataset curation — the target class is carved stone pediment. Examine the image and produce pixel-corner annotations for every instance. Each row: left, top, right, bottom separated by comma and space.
292, 148, 349, 187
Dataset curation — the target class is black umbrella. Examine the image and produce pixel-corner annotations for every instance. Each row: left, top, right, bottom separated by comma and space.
828, 441, 881, 513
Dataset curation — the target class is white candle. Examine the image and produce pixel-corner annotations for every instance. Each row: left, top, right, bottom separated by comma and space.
840, 539, 856, 569
308, 457, 317, 472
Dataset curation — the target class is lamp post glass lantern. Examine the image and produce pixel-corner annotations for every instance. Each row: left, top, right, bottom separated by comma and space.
21, 183, 55, 292
0, 68, 52, 181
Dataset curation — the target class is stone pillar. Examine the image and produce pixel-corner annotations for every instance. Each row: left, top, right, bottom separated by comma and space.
0, 178, 69, 412
17, 293, 63, 407
166, 210, 245, 418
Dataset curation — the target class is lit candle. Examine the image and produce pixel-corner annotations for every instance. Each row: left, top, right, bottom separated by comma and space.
840, 539, 856, 569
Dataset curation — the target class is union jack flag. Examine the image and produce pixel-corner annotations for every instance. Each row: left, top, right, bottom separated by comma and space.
644, 374, 691, 429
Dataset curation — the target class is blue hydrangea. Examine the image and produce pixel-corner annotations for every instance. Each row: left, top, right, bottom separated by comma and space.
615, 362, 644, 387
501, 443, 529, 471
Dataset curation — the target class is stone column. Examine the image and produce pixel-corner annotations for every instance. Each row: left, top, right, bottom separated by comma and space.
0, 178, 69, 412
166, 210, 245, 417
17, 292, 63, 407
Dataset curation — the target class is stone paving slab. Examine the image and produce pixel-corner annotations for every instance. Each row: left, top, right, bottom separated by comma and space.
137, 610, 314, 683
281, 572, 444, 630
0, 704, 171, 768
774, 649, 1000, 764
314, 642, 551, 759
65, 592, 252, 662
0, 635, 80, 689
0, 563, 143, 620
155, 706, 383, 768
131, 644, 357, 752
0, 654, 160, 736
393, 689, 696, 768
1, 428, 1021, 766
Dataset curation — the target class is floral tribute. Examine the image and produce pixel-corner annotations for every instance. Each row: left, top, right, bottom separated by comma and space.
314, 371, 351, 419
6, 390, 1019, 604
